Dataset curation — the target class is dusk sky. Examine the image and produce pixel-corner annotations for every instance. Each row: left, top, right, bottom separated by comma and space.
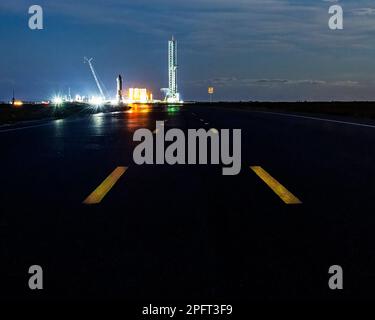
1, 0, 375, 101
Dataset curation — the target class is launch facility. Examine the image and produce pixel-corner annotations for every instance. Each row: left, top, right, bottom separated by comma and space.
9, 37, 183, 107
77, 37, 183, 106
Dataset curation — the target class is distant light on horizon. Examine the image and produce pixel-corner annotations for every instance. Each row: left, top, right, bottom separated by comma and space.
52, 96, 63, 105
89, 96, 104, 106
13, 100, 23, 107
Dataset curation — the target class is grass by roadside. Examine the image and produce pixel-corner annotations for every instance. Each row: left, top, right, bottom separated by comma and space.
0, 103, 131, 125
3, 101, 375, 125
196, 101, 375, 119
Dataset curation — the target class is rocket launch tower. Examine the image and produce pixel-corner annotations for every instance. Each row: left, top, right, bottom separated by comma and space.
166, 36, 181, 103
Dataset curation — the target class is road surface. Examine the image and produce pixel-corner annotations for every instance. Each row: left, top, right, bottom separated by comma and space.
1, 104, 375, 301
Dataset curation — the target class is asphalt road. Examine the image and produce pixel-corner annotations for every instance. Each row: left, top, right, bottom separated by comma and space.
1, 104, 375, 301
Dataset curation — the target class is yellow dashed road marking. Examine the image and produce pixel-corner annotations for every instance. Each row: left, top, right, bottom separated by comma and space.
250, 166, 302, 205
83, 167, 128, 205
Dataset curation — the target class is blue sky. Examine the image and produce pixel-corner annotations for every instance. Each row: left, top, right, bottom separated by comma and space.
1, 0, 375, 101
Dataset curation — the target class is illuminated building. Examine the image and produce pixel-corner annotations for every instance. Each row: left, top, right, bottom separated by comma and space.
128, 88, 152, 103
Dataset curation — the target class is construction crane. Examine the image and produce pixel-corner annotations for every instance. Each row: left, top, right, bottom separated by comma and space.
84, 57, 106, 100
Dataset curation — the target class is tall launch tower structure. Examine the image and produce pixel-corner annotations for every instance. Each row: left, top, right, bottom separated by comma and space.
166, 36, 181, 103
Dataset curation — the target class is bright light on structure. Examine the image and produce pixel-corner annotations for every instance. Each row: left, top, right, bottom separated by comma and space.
89, 96, 104, 106
75, 94, 83, 102
52, 96, 63, 105
127, 88, 152, 103
166, 93, 181, 103
13, 100, 23, 106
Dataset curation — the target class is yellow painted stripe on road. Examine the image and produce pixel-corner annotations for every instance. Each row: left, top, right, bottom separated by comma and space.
83, 167, 128, 205
250, 166, 302, 205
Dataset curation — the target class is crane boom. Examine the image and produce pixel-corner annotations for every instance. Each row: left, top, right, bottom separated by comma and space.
84, 57, 106, 100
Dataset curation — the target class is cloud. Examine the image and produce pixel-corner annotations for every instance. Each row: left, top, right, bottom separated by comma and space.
2, 0, 375, 51
352, 8, 375, 16
186, 77, 360, 88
